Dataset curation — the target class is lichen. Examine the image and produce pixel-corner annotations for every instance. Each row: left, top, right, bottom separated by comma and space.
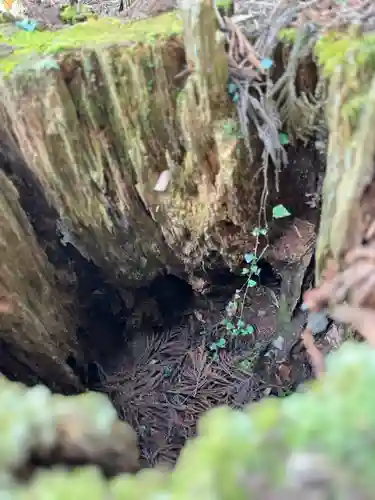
0, 12, 183, 74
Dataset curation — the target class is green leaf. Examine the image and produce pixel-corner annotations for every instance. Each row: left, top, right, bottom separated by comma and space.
216, 338, 226, 348
237, 319, 245, 328
241, 268, 250, 275
279, 132, 289, 145
245, 324, 255, 335
250, 265, 259, 274
209, 342, 218, 351
272, 204, 291, 219
240, 359, 251, 370
226, 322, 234, 331
252, 227, 268, 237
244, 252, 255, 263
163, 365, 172, 377
247, 279, 257, 287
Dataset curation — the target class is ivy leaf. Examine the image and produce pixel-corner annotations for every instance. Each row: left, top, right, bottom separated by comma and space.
241, 268, 250, 275
245, 324, 255, 335
279, 132, 289, 145
247, 279, 257, 287
272, 204, 291, 219
16, 19, 38, 32
216, 338, 226, 348
244, 252, 255, 263
260, 58, 273, 70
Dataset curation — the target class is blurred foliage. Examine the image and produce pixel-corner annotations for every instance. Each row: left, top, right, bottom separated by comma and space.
0, 378, 139, 491
1, 341, 374, 498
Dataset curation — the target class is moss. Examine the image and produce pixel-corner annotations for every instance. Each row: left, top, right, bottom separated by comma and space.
216, 0, 234, 16
0, 11, 183, 74
0, 377, 139, 479
3, 342, 375, 497
59, 4, 98, 25
314, 29, 375, 130
278, 27, 297, 44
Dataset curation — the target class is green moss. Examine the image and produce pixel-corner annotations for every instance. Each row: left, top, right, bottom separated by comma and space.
315, 30, 375, 78
315, 30, 375, 129
278, 27, 297, 44
0, 11, 183, 74
216, 0, 234, 15
59, 4, 98, 25
2, 342, 375, 497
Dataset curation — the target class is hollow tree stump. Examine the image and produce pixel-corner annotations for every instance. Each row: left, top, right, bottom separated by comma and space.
0, 1, 322, 386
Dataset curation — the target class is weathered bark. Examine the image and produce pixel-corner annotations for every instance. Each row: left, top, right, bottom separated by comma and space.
0, 3, 318, 293
0, 170, 83, 390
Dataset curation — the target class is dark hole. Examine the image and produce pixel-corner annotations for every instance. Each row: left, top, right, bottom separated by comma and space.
254, 258, 281, 287
149, 273, 194, 325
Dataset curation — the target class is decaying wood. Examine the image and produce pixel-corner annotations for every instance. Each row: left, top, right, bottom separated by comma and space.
0, 0, 323, 385
0, 1, 281, 295
0, 171, 83, 390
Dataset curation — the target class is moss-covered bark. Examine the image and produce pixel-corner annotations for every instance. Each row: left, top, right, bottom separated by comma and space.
315, 31, 375, 283
0, 1, 299, 296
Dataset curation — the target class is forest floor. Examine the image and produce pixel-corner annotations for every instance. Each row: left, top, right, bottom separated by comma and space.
93, 270, 340, 467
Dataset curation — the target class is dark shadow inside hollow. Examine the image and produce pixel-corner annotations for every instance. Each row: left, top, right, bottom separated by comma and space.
149, 272, 194, 325
256, 258, 281, 287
